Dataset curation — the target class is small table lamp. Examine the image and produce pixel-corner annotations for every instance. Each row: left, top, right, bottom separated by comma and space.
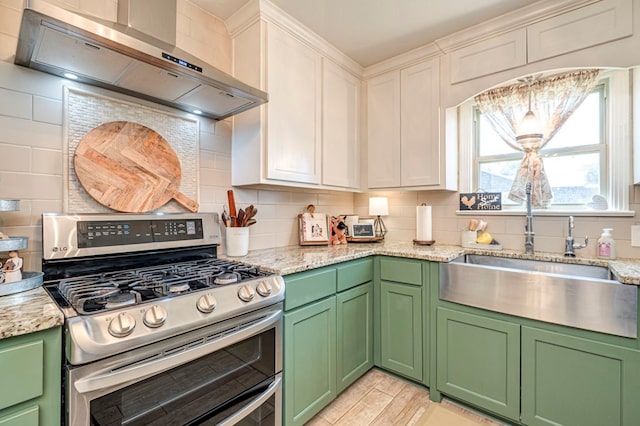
369, 197, 388, 239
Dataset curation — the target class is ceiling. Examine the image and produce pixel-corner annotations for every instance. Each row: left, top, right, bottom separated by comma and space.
191, 0, 537, 67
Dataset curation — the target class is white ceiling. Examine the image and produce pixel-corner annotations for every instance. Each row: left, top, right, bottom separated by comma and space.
191, 0, 537, 67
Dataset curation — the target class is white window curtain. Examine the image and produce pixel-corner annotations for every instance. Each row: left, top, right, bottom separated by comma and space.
474, 69, 601, 208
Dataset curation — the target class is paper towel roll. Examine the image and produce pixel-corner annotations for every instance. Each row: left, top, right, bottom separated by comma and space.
416, 205, 433, 241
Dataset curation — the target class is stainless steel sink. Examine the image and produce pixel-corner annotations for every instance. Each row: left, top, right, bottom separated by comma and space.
461, 254, 613, 280
440, 254, 637, 338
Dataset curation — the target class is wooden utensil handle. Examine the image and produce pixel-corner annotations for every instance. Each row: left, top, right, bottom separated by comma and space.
172, 191, 199, 212
227, 190, 237, 219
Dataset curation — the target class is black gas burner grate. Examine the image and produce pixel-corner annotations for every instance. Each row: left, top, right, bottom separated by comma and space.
53, 258, 271, 314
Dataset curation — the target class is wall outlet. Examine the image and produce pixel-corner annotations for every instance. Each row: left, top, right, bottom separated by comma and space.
632, 225, 640, 247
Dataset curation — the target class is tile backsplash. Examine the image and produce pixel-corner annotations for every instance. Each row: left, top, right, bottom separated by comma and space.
1, 0, 640, 274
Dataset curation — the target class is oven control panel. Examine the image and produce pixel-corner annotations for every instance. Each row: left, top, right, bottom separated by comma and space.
42, 212, 221, 259
77, 218, 204, 248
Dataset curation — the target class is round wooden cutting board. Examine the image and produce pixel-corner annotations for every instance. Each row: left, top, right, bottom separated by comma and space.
74, 121, 199, 213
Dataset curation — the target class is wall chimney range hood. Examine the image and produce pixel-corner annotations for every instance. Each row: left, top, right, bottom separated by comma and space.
15, 0, 268, 120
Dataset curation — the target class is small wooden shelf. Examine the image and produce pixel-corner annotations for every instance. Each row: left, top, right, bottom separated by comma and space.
346, 237, 383, 243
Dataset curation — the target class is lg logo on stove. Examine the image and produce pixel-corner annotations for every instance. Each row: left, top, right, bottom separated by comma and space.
52, 246, 68, 252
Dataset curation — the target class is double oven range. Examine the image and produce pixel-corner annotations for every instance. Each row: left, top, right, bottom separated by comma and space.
41, 212, 284, 425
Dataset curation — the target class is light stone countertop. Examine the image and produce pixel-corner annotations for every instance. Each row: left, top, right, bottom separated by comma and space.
222, 240, 640, 285
4, 240, 640, 342
0, 286, 64, 340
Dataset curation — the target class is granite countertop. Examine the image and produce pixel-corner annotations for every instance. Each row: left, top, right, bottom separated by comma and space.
222, 240, 640, 285
4, 240, 639, 342
0, 286, 64, 340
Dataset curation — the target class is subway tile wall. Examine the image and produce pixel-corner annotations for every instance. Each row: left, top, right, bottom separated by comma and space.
2, 0, 640, 270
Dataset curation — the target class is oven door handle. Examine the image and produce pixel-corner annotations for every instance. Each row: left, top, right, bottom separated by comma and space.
217, 374, 282, 426
73, 309, 281, 394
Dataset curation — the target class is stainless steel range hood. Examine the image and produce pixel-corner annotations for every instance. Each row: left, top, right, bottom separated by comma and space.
15, 0, 267, 120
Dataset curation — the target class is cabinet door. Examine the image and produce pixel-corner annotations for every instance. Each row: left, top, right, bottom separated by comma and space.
284, 297, 336, 426
266, 24, 321, 184
521, 326, 640, 426
379, 281, 422, 380
436, 308, 520, 422
322, 59, 361, 189
400, 57, 441, 187
336, 282, 373, 393
367, 70, 401, 188
527, 0, 632, 63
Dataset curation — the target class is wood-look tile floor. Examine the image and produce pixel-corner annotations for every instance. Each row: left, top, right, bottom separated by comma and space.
306, 368, 506, 426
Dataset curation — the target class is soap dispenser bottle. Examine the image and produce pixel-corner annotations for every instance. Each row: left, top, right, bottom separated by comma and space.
597, 228, 616, 259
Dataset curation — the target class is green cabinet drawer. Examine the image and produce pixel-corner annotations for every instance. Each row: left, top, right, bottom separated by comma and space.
380, 257, 422, 286
337, 258, 373, 292
0, 406, 39, 426
284, 268, 337, 311
0, 340, 43, 410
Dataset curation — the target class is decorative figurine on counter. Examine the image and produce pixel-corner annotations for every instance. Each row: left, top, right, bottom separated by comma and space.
3, 250, 23, 283
330, 216, 348, 245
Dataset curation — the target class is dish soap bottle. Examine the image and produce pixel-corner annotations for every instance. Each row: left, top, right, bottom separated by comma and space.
597, 228, 616, 259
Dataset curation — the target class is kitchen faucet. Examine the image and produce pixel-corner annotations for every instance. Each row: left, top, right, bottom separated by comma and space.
524, 183, 534, 254
564, 216, 588, 257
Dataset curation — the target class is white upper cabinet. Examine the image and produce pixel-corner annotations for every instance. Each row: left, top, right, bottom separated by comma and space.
442, 0, 634, 100
229, 1, 362, 190
401, 59, 441, 187
367, 70, 401, 188
527, 0, 632, 63
367, 57, 448, 189
449, 29, 527, 84
266, 24, 322, 184
322, 58, 361, 189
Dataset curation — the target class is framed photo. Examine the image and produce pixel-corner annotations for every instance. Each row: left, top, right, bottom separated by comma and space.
350, 223, 375, 238
298, 213, 330, 245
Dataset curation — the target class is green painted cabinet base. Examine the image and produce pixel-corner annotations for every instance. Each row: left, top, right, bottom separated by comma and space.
521, 327, 640, 426
0, 327, 61, 426
436, 308, 520, 422
283, 258, 374, 426
284, 297, 336, 425
380, 281, 423, 381
337, 282, 374, 393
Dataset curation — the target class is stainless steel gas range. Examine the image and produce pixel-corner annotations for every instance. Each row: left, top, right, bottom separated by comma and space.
41, 212, 283, 425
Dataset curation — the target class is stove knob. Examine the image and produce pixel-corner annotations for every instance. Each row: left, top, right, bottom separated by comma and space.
238, 285, 255, 302
143, 305, 167, 328
256, 280, 272, 297
108, 312, 136, 337
197, 293, 217, 314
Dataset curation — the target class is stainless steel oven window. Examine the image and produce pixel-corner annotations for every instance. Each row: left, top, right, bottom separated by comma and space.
66, 305, 282, 426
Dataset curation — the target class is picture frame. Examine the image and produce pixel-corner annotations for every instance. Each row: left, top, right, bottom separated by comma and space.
298, 213, 330, 245
350, 223, 375, 238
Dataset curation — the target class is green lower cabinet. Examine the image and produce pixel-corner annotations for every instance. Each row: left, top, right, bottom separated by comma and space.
436, 308, 520, 422
284, 297, 337, 426
380, 281, 423, 381
336, 282, 374, 393
521, 326, 640, 426
0, 327, 61, 426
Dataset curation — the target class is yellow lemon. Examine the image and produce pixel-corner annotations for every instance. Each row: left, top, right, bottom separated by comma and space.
476, 231, 493, 245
